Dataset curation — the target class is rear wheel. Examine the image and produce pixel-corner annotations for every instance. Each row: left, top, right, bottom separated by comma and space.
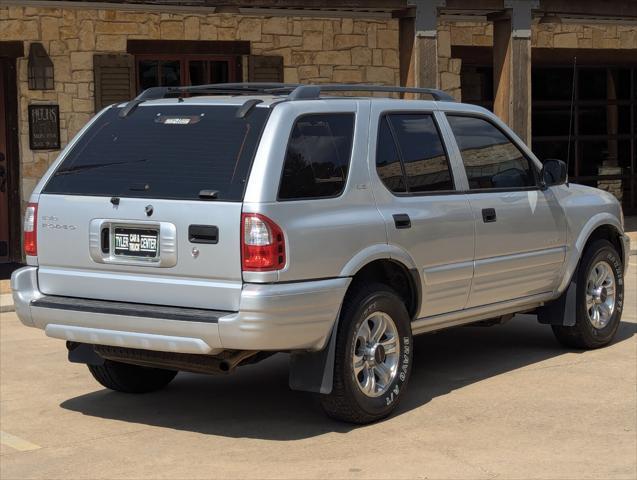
88, 359, 177, 393
552, 240, 624, 349
320, 283, 413, 424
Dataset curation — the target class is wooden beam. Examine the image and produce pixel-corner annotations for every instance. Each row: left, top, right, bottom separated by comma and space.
493, 14, 532, 143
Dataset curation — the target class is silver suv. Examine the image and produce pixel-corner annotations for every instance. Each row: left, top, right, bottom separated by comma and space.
12, 83, 630, 423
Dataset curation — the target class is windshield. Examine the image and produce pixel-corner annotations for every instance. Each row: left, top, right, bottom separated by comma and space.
43, 104, 269, 201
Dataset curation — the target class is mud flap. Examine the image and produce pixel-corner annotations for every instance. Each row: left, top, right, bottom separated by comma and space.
537, 266, 578, 327
67, 342, 104, 365
288, 322, 338, 394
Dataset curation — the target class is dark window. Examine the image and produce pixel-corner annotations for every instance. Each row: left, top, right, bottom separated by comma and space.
447, 115, 537, 190
376, 117, 406, 193
43, 105, 269, 201
135, 55, 236, 92
278, 114, 354, 200
386, 114, 453, 193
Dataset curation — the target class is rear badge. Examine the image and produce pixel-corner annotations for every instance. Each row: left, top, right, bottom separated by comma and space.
145, 205, 154, 217
155, 115, 202, 125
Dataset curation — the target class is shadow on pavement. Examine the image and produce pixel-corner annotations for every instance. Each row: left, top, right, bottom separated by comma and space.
60, 315, 636, 440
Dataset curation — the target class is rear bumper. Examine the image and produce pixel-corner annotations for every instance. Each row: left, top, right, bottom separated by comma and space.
11, 266, 350, 354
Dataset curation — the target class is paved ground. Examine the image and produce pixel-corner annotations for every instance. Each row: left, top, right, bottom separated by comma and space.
1, 258, 635, 479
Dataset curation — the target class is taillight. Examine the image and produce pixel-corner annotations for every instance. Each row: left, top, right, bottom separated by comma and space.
241, 213, 286, 271
24, 202, 38, 256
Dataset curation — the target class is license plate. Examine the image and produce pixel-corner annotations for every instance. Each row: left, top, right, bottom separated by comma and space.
113, 228, 159, 258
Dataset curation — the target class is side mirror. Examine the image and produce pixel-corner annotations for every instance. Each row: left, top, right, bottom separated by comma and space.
541, 159, 568, 188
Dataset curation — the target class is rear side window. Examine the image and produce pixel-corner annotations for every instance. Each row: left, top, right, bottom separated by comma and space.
446, 115, 537, 190
43, 105, 269, 201
376, 117, 406, 193
278, 114, 355, 200
376, 113, 454, 194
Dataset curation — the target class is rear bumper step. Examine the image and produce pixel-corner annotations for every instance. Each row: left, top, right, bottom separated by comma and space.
31, 296, 226, 323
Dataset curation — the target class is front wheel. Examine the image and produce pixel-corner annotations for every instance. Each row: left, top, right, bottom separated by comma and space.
320, 283, 413, 424
552, 239, 624, 349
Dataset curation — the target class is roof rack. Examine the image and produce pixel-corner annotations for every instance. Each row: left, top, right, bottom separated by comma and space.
118, 82, 454, 117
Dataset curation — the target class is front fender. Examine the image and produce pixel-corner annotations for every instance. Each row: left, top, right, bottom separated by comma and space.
557, 212, 623, 294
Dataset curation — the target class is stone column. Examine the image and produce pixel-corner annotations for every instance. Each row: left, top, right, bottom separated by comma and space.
492, 1, 536, 144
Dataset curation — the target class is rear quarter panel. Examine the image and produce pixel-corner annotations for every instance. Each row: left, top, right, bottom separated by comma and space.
243, 100, 388, 282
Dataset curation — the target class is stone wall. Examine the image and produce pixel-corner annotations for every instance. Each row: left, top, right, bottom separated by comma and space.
0, 5, 400, 205
437, 20, 637, 101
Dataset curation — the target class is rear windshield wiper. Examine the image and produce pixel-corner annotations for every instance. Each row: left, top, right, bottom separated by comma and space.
54, 158, 148, 176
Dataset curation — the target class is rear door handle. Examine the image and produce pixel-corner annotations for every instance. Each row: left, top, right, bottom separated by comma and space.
393, 213, 411, 229
188, 225, 219, 244
482, 208, 497, 223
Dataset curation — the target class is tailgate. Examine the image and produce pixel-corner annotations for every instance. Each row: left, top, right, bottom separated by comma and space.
34, 102, 270, 311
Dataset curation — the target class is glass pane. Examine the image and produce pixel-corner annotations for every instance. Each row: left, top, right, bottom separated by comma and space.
447, 115, 537, 190
532, 107, 572, 137
43, 105, 270, 201
388, 114, 453, 193
210, 61, 230, 84
278, 114, 355, 200
575, 67, 632, 101
139, 60, 159, 90
532, 141, 574, 177
376, 117, 406, 193
608, 68, 631, 100
617, 140, 633, 171
578, 68, 607, 100
461, 66, 493, 103
189, 60, 208, 86
579, 105, 632, 135
579, 140, 631, 175
532, 68, 573, 101
161, 61, 181, 87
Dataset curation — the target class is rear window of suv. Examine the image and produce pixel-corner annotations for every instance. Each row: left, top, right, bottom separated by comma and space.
43, 104, 269, 201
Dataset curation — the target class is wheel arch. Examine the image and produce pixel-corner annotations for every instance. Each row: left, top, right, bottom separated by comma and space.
557, 213, 624, 294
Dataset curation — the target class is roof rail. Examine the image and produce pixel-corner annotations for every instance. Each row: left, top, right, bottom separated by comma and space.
288, 84, 455, 102
118, 82, 455, 117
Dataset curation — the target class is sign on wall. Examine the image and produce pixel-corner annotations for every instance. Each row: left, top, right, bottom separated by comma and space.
28, 104, 60, 150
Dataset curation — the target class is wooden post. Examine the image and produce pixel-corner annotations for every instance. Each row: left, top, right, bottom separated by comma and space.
492, 1, 535, 144
399, 1, 444, 98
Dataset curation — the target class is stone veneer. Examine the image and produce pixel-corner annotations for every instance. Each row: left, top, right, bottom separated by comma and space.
437, 20, 637, 100
0, 5, 400, 206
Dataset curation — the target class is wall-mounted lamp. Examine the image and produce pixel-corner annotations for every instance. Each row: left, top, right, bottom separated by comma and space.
538, 13, 562, 24
28, 43, 54, 90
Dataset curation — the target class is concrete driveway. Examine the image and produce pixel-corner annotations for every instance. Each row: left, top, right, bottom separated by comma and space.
1, 258, 635, 479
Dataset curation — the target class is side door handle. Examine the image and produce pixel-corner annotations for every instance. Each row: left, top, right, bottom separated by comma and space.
482, 208, 497, 223
188, 225, 219, 244
393, 213, 411, 229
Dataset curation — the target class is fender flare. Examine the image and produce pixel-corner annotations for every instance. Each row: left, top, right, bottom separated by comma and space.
556, 213, 623, 295
289, 246, 418, 395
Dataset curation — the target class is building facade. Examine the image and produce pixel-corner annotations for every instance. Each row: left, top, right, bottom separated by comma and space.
0, 0, 636, 265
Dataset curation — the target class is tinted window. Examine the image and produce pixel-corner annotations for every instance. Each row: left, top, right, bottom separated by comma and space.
376, 117, 406, 193
447, 115, 537, 190
387, 114, 453, 193
44, 105, 269, 201
278, 114, 354, 200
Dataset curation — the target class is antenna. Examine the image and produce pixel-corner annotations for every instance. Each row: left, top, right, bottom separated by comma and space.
565, 56, 577, 186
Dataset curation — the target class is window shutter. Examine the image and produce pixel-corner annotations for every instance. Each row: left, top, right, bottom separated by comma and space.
248, 55, 284, 83
93, 54, 136, 112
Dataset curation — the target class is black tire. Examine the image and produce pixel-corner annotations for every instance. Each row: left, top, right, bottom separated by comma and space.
88, 360, 177, 393
320, 283, 413, 424
552, 239, 625, 349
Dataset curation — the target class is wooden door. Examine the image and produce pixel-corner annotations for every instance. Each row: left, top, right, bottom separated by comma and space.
0, 59, 9, 262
